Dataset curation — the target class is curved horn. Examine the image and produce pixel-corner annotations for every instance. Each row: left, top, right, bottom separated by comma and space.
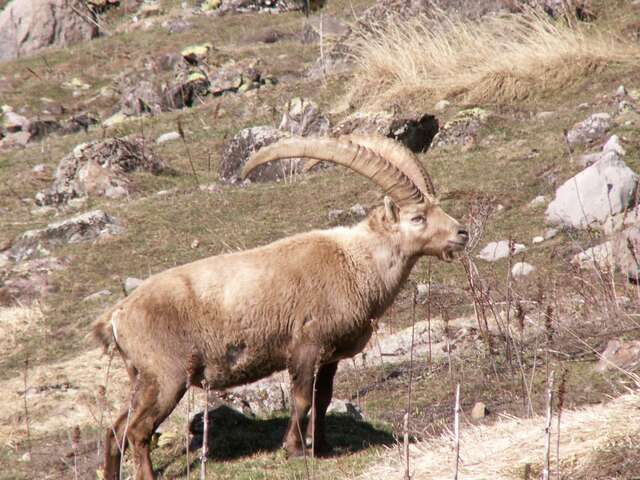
343, 134, 437, 199
242, 137, 425, 207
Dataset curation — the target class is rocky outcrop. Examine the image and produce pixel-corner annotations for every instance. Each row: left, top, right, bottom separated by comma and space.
0, 0, 99, 62
8, 210, 124, 262
566, 113, 612, 147
596, 338, 640, 373
36, 137, 164, 205
432, 108, 490, 148
333, 110, 439, 153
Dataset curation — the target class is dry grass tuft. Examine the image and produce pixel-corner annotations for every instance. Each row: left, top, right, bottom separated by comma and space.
348, 8, 640, 107
0, 305, 45, 353
361, 391, 640, 479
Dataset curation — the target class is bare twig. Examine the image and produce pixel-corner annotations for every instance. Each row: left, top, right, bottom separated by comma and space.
177, 118, 200, 186
543, 370, 555, 480
453, 383, 461, 480
556, 369, 567, 480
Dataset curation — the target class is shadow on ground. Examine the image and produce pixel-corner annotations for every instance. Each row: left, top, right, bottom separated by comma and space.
188, 405, 394, 460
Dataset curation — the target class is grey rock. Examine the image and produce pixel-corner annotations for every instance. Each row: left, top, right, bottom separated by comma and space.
532, 236, 544, 244
536, 111, 556, 120
334, 110, 439, 153
596, 339, 640, 372
572, 241, 614, 269
210, 0, 302, 15
602, 135, 626, 156
2, 111, 30, 132
124, 277, 143, 295
226, 373, 290, 417
511, 262, 535, 277
8, 210, 124, 262
37, 137, 164, 205
471, 401, 487, 420
544, 228, 559, 240
527, 195, 546, 208
477, 241, 527, 262
616, 85, 627, 97
83, 289, 112, 302
327, 399, 363, 420
349, 203, 367, 219
615, 226, 640, 282
432, 108, 490, 148
156, 131, 181, 144
545, 154, 638, 229
566, 113, 611, 147
219, 126, 290, 184
434, 100, 451, 111
0, 0, 98, 61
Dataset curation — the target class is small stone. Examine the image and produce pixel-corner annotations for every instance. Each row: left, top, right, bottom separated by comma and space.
156, 131, 181, 144
618, 100, 636, 114
434, 100, 450, 111
566, 113, 612, 147
181, 43, 213, 64
0, 253, 10, 269
124, 277, 143, 295
578, 102, 590, 110
83, 289, 112, 302
615, 85, 627, 97
532, 236, 544, 244
471, 401, 487, 420
32, 164, 49, 174
415, 283, 428, 304
596, 339, 640, 372
527, 195, 546, 208
511, 262, 535, 277
191, 239, 199, 249
544, 228, 559, 240
328, 209, 345, 222
30, 206, 56, 217
20, 452, 31, 462
103, 112, 130, 127
327, 399, 363, 420
536, 111, 556, 120
349, 203, 367, 219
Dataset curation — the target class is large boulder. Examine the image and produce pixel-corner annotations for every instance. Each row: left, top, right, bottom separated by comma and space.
219, 126, 289, 183
0, 0, 99, 62
545, 154, 638, 229
477, 240, 527, 262
36, 137, 164, 205
333, 110, 439, 153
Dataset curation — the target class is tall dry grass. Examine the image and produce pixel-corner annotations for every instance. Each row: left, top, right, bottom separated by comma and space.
348, 8, 640, 107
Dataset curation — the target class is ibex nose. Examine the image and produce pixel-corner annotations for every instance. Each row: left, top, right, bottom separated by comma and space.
457, 228, 469, 242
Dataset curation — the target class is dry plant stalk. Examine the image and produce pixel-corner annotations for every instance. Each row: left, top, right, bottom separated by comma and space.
200, 380, 210, 480
186, 350, 199, 479
556, 369, 567, 480
543, 370, 555, 480
403, 412, 410, 480
453, 384, 461, 480
22, 354, 32, 461
72, 425, 81, 480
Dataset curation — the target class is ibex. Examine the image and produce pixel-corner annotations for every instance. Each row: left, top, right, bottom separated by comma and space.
93, 135, 468, 479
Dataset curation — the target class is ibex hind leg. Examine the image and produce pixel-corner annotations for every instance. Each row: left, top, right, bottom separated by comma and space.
104, 370, 186, 480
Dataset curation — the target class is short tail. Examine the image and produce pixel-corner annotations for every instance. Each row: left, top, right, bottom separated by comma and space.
92, 307, 116, 353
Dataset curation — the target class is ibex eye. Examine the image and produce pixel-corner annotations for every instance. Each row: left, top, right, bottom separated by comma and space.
411, 215, 425, 224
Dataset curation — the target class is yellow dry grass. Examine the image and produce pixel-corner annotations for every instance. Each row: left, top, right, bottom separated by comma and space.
361, 390, 640, 479
348, 8, 640, 107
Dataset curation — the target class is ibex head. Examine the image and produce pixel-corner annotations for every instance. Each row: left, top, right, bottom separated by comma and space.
242, 135, 468, 262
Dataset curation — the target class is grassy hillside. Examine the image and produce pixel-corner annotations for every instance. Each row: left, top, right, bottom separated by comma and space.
1, 0, 640, 478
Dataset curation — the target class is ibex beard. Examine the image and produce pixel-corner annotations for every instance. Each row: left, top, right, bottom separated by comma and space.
92, 135, 468, 479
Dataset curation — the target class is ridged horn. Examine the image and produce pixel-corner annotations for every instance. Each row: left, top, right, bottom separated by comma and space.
242, 137, 425, 207
342, 134, 436, 199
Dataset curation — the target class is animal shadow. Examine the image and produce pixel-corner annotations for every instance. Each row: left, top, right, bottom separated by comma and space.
188, 404, 394, 461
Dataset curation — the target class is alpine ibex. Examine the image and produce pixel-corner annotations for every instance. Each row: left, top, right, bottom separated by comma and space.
93, 135, 468, 479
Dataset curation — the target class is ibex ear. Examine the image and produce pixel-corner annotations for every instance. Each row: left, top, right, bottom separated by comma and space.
383, 196, 399, 223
